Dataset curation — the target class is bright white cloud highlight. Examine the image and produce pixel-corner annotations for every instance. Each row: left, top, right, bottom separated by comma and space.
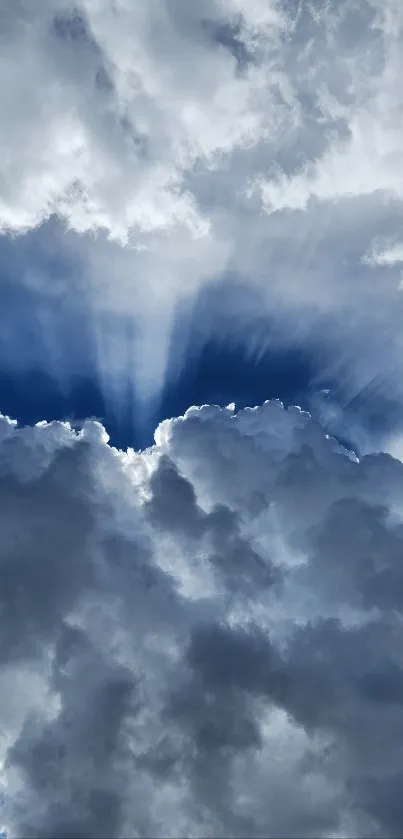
0, 0, 290, 241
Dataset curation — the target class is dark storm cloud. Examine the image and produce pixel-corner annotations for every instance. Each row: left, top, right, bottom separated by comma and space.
7, 625, 136, 838
0, 440, 96, 662
2, 402, 403, 837
146, 454, 275, 593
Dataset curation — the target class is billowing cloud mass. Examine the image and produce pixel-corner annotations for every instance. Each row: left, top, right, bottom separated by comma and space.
1, 401, 403, 838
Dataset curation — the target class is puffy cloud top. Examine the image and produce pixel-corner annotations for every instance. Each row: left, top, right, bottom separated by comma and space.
1, 401, 403, 837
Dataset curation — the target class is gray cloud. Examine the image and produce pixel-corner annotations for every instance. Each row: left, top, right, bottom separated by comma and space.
0, 441, 96, 662
1, 402, 403, 836
8, 624, 136, 838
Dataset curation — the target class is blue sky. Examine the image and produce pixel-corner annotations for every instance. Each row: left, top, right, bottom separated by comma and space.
2, 0, 403, 458
0, 217, 321, 447
1, 214, 401, 455
3, 2, 403, 837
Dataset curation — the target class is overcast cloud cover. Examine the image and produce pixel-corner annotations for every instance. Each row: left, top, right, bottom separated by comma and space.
1, 401, 403, 839
2, 0, 403, 837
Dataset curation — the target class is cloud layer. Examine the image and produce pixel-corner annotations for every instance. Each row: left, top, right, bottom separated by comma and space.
1, 401, 403, 837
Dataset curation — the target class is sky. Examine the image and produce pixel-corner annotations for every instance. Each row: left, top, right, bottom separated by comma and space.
2, 0, 403, 836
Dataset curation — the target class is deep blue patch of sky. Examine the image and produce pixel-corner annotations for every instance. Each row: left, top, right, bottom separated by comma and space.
0, 342, 316, 450
0, 340, 397, 455
0, 223, 399, 455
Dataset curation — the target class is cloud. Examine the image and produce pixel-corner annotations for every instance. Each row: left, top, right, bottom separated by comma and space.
1, 400, 403, 837
0, 0, 288, 242
250, 0, 403, 213
362, 241, 403, 267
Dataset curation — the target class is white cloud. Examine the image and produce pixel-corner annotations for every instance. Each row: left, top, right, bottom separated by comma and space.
251, 0, 403, 212
0, 0, 290, 242
1, 402, 403, 837
363, 241, 403, 267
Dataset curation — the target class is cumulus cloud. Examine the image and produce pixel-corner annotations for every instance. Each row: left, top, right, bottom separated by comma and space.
0, 0, 289, 241
1, 400, 403, 837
